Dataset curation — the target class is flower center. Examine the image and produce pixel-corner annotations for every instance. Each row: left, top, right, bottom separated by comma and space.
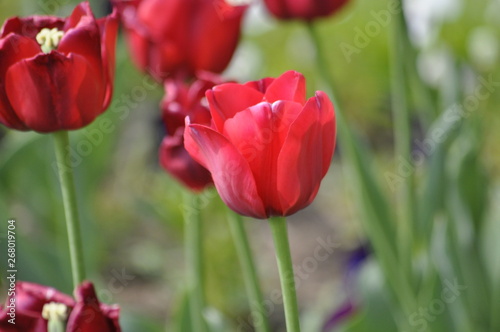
42, 302, 68, 332
36, 28, 64, 53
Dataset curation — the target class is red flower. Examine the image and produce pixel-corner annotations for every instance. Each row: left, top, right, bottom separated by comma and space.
0, 2, 118, 133
0, 281, 121, 331
184, 71, 336, 219
159, 74, 220, 191
114, 0, 247, 81
263, 0, 349, 21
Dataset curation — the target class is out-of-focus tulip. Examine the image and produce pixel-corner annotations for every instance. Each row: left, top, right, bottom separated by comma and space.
263, 0, 349, 21
114, 0, 247, 81
159, 74, 221, 191
0, 2, 118, 133
0, 281, 121, 331
184, 70, 336, 219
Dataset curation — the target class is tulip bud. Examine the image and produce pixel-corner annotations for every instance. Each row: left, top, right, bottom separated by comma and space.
184, 71, 336, 219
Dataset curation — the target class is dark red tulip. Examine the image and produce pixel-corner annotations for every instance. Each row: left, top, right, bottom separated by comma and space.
159, 74, 224, 191
0, 281, 121, 331
184, 70, 336, 219
114, 0, 247, 81
0, 2, 118, 133
263, 0, 349, 21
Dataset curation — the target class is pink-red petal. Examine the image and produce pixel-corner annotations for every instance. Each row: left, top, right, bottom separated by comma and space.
206, 83, 264, 131
97, 9, 119, 110
0, 34, 40, 130
244, 77, 275, 94
264, 70, 306, 105
64, 1, 95, 31
5, 53, 103, 132
159, 130, 213, 191
67, 282, 116, 332
190, 0, 244, 74
277, 92, 335, 215
1, 16, 65, 39
185, 123, 267, 218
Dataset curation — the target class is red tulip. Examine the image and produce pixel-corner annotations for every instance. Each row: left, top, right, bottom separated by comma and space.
114, 0, 247, 81
0, 281, 121, 331
0, 2, 118, 133
184, 70, 336, 219
263, 0, 349, 21
159, 74, 221, 191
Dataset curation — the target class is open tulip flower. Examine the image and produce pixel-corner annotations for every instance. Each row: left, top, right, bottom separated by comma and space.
114, 0, 247, 81
0, 281, 121, 332
159, 74, 221, 191
0, 2, 118, 133
184, 70, 336, 219
263, 0, 349, 21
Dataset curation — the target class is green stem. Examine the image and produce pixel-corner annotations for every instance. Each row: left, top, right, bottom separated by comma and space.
227, 210, 271, 332
183, 192, 206, 332
491, 276, 500, 332
52, 131, 85, 288
269, 217, 300, 332
389, 0, 416, 287
305, 21, 417, 322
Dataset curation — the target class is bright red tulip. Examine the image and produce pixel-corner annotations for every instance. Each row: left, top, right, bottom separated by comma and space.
0, 281, 121, 331
0, 2, 118, 133
114, 0, 247, 81
159, 74, 221, 191
184, 70, 336, 219
263, 0, 349, 21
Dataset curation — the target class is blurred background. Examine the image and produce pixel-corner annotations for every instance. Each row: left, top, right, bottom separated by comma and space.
0, 0, 499, 331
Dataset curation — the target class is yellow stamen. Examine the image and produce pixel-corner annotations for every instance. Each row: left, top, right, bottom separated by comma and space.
42, 302, 68, 332
36, 28, 64, 54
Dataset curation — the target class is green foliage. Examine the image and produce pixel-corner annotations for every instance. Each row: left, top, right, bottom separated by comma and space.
0, 0, 499, 331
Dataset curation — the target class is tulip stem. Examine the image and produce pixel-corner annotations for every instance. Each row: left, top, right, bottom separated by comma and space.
389, 0, 415, 287
52, 131, 85, 289
227, 210, 271, 332
305, 21, 417, 321
183, 192, 206, 332
269, 217, 301, 332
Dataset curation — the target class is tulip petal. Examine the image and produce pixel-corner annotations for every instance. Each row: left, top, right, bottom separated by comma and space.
160, 130, 213, 191
5, 53, 104, 132
0, 282, 74, 332
264, 70, 306, 105
0, 34, 40, 130
64, 1, 95, 31
137, 0, 186, 41
277, 91, 335, 215
67, 282, 115, 332
97, 9, 119, 110
244, 77, 275, 94
185, 123, 267, 218
58, 7, 103, 80
1, 16, 65, 39
222, 101, 302, 215
15, 282, 75, 312
317, 91, 336, 175
206, 83, 264, 131
190, 0, 243, 74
